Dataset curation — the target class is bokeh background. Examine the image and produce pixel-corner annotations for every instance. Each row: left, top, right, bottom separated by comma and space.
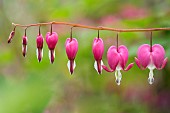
0, 0, 170, 113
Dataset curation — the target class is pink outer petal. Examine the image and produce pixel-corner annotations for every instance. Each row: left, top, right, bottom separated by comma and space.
152, 44, 166, 69
8, 31, 15, 43
102, 65, 114, 72
107, 46, 119, 71
137, 44, 150, 68
118, 45, 129, 68
157, 57, 168, 70
65, 38, 78, 60
46, 32, 58, 50
124, 63, 134, 71
119, 54, 125, 70
96, 60, 102, 74
22, 36, 27, 45
92, 38, 104, 61
135, 57, 145, 70
36, 34, 44, 49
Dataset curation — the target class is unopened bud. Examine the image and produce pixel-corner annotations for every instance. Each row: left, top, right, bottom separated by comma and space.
8, 31, 15, 43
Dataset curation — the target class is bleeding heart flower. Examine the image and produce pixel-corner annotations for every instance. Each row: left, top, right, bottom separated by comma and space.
135, 44, 168, 84
46, 32, 58, 64
92, 38, 104, 74
65, 38, 78, 74
8, 31, 15, 43
8, 26, 16, 43
36, 34, 44, 62
102, 45, 134, 85
22, 35, 28, 57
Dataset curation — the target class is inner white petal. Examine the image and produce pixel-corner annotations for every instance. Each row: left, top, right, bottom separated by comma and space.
101, 60, 103, 70
116, 64, 122, 71
73, 60, 76, 70
94, 61, 98, 72
147, 62, 155, 85
36, 48, 38, 59
94, 60, 103, 74
26, 45, 27, 53
147, 62, 156, 70
115, 69, 122, 86
48, 50, 51, 61
148, 69, 154, 85
41, 49, 43, 58
67, 60, 70, 72
53, 50, 55, 58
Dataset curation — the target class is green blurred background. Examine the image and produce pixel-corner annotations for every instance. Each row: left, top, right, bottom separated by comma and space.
0, 0, 170, 113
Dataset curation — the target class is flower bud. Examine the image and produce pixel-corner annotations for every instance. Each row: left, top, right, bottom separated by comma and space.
8, 31, 15, 43
92, 38, 104, 74
46, 32, 58, 63
22, 35, 28, 57
65, 38, 78, 74
36, 34, 44, 62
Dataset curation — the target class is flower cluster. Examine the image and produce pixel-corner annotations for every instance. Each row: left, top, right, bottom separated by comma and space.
8, 25, 168, 85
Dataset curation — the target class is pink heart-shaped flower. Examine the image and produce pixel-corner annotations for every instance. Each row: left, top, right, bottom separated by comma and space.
92, 38, 104, 74
22, 35, 28, 57
65, 38, 78, 74
46, 32, 58, 63
135, 44, 168, 84
36, 34, 44, 62
102, 45, 134, 85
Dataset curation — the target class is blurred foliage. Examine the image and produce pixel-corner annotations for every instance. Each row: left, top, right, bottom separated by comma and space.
0, 0, 170, 113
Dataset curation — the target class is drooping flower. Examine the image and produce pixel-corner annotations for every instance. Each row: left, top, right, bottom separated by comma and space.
8, 31, 15, 43
65, 38, 78, 74
36, 34, 44, 62
102, 45, 134, 85
92, 38, 104, 74
22, 35, 28, 57
8, 26, 16, 43
135, 44, 168, 84
46, 32, 58, 63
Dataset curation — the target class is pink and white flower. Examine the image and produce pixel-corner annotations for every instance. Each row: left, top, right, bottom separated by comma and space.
22, 35, 28, 57
92, 38, 104, 74
36, 34, 44, 62
135, 44, 168, 84
65, 38, 78, 74
46, 32, 58, 64
102, 45, 134, 85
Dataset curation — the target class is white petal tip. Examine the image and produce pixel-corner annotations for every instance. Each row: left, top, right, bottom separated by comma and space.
115, 79, 121, 85
94, 60, 103, 74
67, 60, 76, 75
148, 77, 154, 85
67, 60, 70, 71
49, 50, 55, 63
73, 60, 76, 70
115, 70, 122, 86
148, 69, 154, 85
36, 49, 43, 62
94, 61, 98, 72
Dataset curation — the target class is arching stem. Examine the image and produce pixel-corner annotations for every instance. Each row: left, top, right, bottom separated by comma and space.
70, 26, 74, 41
50, 23, 53, 35
24, 27, 28, 36
116, 32, 119, 52
39, 25, 41, 36
13, 25, 16, 31
150, 31, 152, 52
97, 29, 100, 39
